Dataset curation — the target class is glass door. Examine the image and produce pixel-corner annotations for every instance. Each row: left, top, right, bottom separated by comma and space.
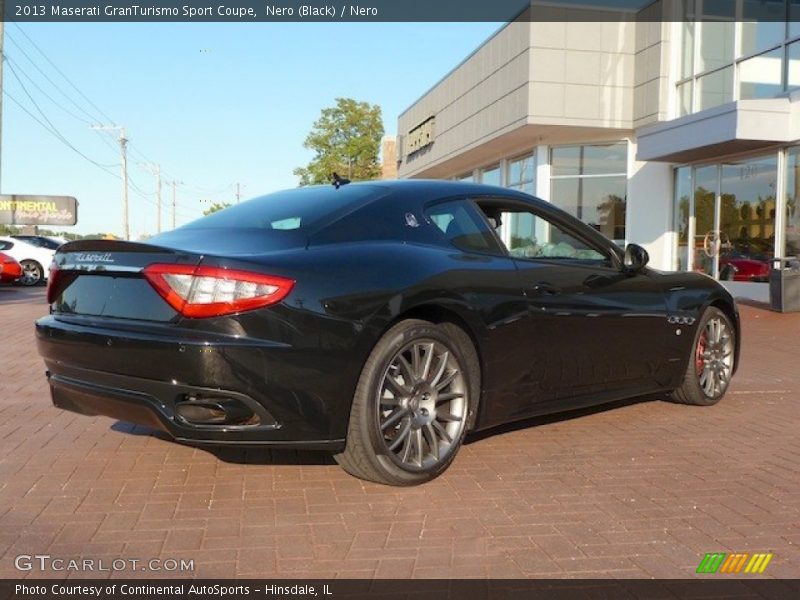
693, 165, 719, 278
674, 156, 778, 282
718, 157, 777, 283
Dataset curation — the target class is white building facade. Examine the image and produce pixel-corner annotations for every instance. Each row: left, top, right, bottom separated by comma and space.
397, 0, 800, 290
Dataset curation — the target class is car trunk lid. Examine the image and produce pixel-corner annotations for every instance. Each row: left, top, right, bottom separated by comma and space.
49, 239, 201, 322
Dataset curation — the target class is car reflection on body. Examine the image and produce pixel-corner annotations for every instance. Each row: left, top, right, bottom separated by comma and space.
36, 180, 740, 485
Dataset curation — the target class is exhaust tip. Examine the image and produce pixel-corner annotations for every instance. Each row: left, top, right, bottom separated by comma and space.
175, 395, 259, 427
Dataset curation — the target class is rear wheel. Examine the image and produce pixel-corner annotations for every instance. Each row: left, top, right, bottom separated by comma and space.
335, 319, 479, 485
17, 260, 43, 286
669, 307, 735, 406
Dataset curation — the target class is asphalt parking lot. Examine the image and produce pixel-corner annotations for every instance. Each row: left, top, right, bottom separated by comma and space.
0, 286, 798, 579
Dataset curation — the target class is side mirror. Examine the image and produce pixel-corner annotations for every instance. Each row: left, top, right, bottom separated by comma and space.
623, 243, 649, 273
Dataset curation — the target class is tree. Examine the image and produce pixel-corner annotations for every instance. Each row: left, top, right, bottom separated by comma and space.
294, 97, 384, 186
203, 202, 231, 216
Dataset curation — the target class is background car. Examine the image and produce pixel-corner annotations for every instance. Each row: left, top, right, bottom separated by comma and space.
719, 253, 770, 282
0, 236, 55, 286
36, 181, 740, 485
0, 252, 23, 284
11, 235, 66, 251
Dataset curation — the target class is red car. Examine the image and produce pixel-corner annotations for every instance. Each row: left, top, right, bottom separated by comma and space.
0, 252, 23, 283
719, 254, 770, 282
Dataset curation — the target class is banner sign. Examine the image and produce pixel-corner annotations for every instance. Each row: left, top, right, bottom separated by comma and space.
0, 195, 78, 226
3, 0, 758, 23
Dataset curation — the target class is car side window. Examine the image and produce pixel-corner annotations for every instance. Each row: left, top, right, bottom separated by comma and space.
426, 200, 504, 255
478, 203, 609, 264
0, 241, 12, 251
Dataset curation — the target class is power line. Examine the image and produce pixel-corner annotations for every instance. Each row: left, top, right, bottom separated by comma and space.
11, 23, 115, 124
3, 53, 96, 126
4, 57, 118, 169
3, 90, 121, 181
4, 32, 103, 125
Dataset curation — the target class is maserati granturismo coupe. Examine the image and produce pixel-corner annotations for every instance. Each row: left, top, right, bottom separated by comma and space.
36, 180, 740, 485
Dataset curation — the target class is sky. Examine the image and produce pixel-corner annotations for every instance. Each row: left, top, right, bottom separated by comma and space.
1, 22, 501, 238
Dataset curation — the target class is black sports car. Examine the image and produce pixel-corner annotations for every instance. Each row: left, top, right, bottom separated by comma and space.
36, 180, 740, 485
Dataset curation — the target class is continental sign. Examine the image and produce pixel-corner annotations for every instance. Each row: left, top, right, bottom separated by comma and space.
406, 117, 435, 156
0, 195, 78, 226
696, 552, 773, 574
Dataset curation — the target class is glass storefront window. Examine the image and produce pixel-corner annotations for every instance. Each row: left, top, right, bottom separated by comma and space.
698, 20, 735, 73
458, 173, 474, 182
677, 81, 693, 117
680, 20, 695, 80
739, 48, 784, 99
551, 143, 627, 177
791, 0, 800, 39
719, 157, 777, 280
480, 165, 500, 186
507, 154, 535, 195
551, 177, 627, 243
674, 167, 692, 271
678, 3, 798, 115
697, 66, 733, 112
550, 142, 628, 244
787, 40, 800, 90
740, 1, 786, 56
693, 166, 718, 277
678, 157, 778, 282
784, 148, 800, 256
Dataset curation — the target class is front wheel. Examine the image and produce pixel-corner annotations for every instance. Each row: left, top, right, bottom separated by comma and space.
335, 319, 479, 485
669, 307, 735, 406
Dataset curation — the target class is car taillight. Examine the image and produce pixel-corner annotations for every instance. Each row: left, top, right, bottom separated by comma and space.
143, 264, 294, 318
46, 262, 61, 303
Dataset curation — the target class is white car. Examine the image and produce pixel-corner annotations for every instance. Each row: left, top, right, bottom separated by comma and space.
0, 236, 55, 286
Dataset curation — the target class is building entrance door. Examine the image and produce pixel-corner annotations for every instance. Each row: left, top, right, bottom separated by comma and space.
676, 156, 777, 284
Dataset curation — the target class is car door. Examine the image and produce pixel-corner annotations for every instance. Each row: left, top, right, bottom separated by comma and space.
474, 197, 670, 407
424, 199, 537, 418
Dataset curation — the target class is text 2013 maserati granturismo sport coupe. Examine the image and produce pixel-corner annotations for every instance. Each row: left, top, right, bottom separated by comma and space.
36, 180, 740, 485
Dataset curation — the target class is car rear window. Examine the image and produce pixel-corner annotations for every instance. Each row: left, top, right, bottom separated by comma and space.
426, 200, 504, 255
181, 185, 387, 232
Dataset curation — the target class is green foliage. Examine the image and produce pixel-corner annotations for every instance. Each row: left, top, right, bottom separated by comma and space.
294, 97, 384, 186
203, 202, 232, 216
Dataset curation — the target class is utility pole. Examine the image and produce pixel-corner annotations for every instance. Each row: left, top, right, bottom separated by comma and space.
92, 125, 129, 240
235, 182, 241, 204
143, 163, 162, 233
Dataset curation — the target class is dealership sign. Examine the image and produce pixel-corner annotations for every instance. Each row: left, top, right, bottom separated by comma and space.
406, 117, 435, 156
0, 195, 78, 226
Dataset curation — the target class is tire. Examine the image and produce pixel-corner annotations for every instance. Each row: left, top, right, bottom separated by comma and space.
669, 307, 735, 406
17, 260, 43, 287
335, 319, 480, 486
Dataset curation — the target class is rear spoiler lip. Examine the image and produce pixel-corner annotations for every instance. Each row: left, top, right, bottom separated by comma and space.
59, 239, 175, 254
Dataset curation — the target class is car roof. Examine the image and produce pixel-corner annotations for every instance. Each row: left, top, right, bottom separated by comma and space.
319, 179, 547, 210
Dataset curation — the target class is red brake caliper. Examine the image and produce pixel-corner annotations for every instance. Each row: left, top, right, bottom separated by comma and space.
695, 331, 707, 375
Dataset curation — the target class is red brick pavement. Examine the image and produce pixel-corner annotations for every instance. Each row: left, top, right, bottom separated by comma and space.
1, 285, 799, 579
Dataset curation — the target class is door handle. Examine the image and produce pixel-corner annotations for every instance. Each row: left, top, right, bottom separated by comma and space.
531, 282, 561, 296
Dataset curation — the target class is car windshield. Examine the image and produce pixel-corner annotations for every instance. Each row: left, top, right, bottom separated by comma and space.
181, 185, 386, 232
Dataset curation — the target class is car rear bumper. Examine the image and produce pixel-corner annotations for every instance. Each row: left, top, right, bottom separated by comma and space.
36, 315, 348, 451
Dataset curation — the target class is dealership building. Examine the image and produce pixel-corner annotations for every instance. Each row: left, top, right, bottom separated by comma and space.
397, 0, 800, 289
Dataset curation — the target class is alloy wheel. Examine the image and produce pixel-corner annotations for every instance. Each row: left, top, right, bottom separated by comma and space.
695, 317, 734, 398
377, 339, 467, 471
19, 261, 42, 286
